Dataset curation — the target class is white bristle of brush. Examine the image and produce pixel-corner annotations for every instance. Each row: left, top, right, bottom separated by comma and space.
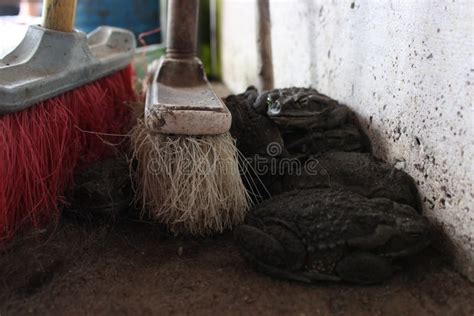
131, 118, 250, 235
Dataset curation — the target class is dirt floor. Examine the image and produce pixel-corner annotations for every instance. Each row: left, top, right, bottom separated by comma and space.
1, 215, 473, 316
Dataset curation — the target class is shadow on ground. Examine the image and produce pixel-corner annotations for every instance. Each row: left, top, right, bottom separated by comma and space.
1, 216, 473, 316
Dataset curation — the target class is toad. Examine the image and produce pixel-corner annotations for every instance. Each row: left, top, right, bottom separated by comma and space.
235, 189, 431, 284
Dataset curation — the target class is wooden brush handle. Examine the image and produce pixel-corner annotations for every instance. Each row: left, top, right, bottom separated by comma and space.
167, 0, 199, 57
42, 0, 77, 32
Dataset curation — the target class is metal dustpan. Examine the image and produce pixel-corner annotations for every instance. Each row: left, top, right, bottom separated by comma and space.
0, 23, 135, 115
145, 0, 231, 136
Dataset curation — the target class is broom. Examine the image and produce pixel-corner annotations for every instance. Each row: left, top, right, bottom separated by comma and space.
0, 0, 136, 245
131, 0, 249, 235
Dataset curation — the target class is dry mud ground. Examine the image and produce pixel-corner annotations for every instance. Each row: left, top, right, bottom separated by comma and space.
0, 217, 473, 316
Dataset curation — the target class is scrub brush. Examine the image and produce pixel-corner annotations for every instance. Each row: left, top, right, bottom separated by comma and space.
132, 0, 249, 235
0, 0, 136, 244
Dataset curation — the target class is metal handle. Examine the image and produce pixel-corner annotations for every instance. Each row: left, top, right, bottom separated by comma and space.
42, 0, 77, 32
166, 0, 199, 57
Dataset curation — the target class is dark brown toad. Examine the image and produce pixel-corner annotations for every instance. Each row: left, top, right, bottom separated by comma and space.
235, 189, 431, 284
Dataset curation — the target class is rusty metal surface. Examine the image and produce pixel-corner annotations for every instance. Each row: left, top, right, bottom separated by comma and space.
166, 0, 199, 57
154, 84, 225, 110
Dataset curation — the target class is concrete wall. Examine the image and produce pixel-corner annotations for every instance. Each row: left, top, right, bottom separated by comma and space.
221, 0, 474, 281
220, 0, 260, 93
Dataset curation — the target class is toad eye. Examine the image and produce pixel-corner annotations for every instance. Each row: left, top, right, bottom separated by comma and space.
269, 100, 282, 114
266, 96, 273, 108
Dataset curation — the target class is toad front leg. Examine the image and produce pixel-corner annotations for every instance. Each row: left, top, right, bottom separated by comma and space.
235, 221, 396, 285
235, 223, 341, 283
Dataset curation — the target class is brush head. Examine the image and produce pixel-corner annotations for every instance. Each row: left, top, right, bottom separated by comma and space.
0, 25, 135, 115
137, 50, 248, 234
131, 119, 250, 235
144, 55, 232, 135
0, 66, 135, 245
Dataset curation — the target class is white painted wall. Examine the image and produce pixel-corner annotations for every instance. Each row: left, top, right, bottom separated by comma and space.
221, 0, 474, 281
220, 0, 260, 93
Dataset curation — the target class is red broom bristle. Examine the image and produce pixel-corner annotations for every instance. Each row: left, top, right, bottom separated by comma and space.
0, 65, 135, 245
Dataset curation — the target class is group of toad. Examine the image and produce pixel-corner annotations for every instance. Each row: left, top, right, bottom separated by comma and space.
71, 87, 432, 285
